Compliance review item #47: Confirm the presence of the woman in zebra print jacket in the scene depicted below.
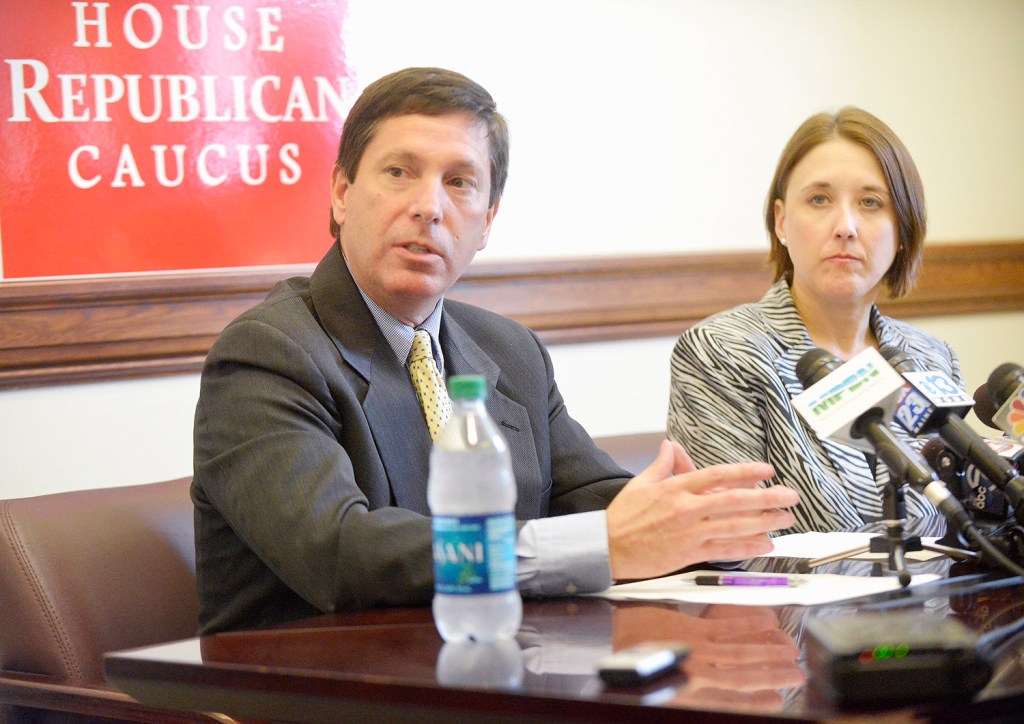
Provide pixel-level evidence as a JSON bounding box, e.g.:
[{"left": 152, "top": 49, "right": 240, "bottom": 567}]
[{"left": 667, "top": 107, "right": 963, "bottom": 534}]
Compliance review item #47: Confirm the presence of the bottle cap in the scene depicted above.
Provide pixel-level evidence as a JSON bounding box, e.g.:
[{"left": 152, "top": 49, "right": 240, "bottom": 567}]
[{"left": 448, "top": 375, "right": 487, "bottom": 400}]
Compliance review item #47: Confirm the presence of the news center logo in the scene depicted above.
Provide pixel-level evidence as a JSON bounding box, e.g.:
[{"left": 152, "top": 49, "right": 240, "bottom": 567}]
[
  {"left": 995, "top": 396, "right": 1024, "bottom": 442},
  {"left": 893, "top": 371, "right": 974, "bottom": 436},
  {"left": 803, "top": 360, "right": 884, "bottom": 418},
  {"left": 963, "top": 462, "right": 1005, "bottom": 517},
  {"left": 946, "top": 437, "right": 1022, "bottom": 520}
]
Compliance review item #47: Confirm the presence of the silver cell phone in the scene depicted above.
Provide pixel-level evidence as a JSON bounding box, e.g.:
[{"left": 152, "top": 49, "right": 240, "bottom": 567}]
[{"left": 597, "top": 641, "right": 690, "bottom": 686}]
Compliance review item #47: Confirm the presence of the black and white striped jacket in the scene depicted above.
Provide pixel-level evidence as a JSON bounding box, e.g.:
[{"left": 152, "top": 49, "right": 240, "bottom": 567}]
[{"left": 667, "top": 280, "right": 963, "bottom": 534}]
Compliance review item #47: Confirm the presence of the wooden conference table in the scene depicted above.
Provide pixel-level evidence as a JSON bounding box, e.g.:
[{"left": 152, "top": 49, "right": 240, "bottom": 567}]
[{"left": 105, "top": 540, "right": 1024, "bottom": 723}]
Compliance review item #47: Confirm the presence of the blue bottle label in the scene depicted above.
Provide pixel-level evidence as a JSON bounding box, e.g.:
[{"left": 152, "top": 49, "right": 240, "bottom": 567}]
[{"left": 432, "top": 513, "right": 516, "bottom": 595}]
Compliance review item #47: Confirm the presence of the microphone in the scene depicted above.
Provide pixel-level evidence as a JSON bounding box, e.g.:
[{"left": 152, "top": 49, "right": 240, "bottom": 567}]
[
  {"left": 987, "top": 363, "right": 1024, "bottom": 444},
  {"left": 972, "top": 383, "right": 1001, "bottom": 430},
  {"left": 795, "top": 346, "right": 941, "bottom": 586},
  {"left": 796, "top": 348, "right": 1024, "bottom": 578},
  {"left": 794, "top": 347, "right": 938, "bottom": 490},
  {"left": 882, "top": 346, "right": 1024, "bottom": 523},
  {"left": 921, "top": 437, "right": 1015, "bottom": 521},
  {"left": 794, "top": 347, "right": 973, "bottom": 539},
  {"left": 921, "top": 436, "right": 964, "bottom": 489}
]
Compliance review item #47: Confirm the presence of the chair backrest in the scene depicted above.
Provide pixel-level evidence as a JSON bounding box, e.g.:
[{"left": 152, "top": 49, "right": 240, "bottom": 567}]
[
  {"left": 0, "top": 477, "right": 198, "bottom": 689},
  {"left": 594, "top": 432, "right": 665, "bottom": 475}
]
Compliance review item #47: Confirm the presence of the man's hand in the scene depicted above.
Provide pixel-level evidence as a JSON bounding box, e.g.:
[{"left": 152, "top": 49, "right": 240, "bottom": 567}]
[{"left": 606, "top": 440, "right": 798, "bottom": 581}]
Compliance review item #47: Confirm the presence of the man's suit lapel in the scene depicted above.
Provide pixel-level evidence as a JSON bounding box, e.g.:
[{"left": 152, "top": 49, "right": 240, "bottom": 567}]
[
  {"left": 363, "top": 354, "right": 434, "bottom": 514},
  {"left": 310, "top": 244, "right": 433, "bottom": 514},
  {"left": 442, "top": 312, "right": 542, "bottom": 518}
]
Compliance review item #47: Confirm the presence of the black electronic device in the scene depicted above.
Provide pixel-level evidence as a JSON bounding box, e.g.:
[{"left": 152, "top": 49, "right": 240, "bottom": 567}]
[
  {"left": 596, "top": 641, "right": 689, "bottom": 687},
  {"left": 806, "top": 611, "right": 992, "bottom": 708}
]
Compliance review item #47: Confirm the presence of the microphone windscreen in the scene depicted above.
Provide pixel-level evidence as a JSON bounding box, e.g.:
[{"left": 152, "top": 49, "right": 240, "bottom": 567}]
[
  {"left": 879, "top": 344, "right": 920, "bottom": 373},
  {"left": 987, "top": 363, "right": 1024, "bottom": 407},
  {"left": 796, "top": 348, "right": 840, "bottom": 389},
  {"left": 921, "top": 436, "right": 961, "bottom": 488},
  {"left": 972, "top": 384, "right": 1000, "bottom": 429}
]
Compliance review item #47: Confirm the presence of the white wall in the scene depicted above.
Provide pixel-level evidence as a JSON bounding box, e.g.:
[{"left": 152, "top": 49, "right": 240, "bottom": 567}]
[{"left": 2, "top": 0, "right": 1023, "bottom": 497}]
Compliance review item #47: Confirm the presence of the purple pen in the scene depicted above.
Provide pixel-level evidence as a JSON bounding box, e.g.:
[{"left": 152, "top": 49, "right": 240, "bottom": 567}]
[{"left": 693, "top": 575, "right": 799, "bottom": 587}]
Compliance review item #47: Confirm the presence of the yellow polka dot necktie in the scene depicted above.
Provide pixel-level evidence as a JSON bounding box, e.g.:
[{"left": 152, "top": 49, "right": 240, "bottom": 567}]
[{"left": 407, "top": 330, "right": 453, "bottom": 440}]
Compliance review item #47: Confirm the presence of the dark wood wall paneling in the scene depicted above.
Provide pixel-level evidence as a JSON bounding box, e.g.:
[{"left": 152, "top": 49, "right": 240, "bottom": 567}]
[{"left": 0, "top": 241, "right": 1021, "bottom": 389}]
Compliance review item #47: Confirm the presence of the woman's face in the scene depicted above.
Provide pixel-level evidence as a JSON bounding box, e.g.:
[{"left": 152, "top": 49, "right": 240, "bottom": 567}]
[{"left": 774, "top": 138, "right": 897, "bottom": 309}]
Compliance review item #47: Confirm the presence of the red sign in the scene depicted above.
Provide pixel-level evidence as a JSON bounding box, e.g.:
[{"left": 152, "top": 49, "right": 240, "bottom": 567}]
[{"left": 0, "top": 1, "right": 354, "bottom": 279}]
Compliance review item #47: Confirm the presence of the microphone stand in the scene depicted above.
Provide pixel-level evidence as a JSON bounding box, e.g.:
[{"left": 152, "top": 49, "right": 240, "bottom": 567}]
[
  {"left": 878, "top": 477, "right": 913, "bottom": 587},
  {"left": 803, "top": 411, "right": 979, "bottom": 584},
  {"left": 800, "top": 479, "right": 917, "bottom": 585},
  {"left": 856, "top": 411, "right": 943, "bottom": 586},
  {"left": 803, "top": 469, "right": 982, "bottom": 576}
]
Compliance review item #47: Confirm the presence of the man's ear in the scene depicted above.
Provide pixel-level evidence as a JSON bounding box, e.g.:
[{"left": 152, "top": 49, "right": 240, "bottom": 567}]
[
  {"left": 331, "top": 165, "right": 350, "bottom": 227},
  {"left": 477, "top": 198, "right": 501, "bottom": 252}
]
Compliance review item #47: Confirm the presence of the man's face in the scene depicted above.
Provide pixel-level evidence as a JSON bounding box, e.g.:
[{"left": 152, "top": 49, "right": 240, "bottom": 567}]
[{"left": 331, "top": 112, "right": 499, "bottom": 326}]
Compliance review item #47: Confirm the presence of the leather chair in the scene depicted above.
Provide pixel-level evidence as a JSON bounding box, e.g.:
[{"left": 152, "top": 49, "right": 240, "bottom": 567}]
[
  {"left": 596, "top": 431, "right": 666, "bottom": 475},
  {"left": 0, "top": 477, "right": 223, "bottom": 723}
]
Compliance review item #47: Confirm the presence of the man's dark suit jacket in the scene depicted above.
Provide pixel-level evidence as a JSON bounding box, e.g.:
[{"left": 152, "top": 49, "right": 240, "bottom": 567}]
[{"left": 192, "top": 243, "right": 630, "bottom": 634}]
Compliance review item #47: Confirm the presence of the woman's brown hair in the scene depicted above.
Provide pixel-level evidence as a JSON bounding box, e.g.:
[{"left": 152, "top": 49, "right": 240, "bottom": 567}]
[{"left": 765, "top": 107, "right": 926, "bottom": 298}]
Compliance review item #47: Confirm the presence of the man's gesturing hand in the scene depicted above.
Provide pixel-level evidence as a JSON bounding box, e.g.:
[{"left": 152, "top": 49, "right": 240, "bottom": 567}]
[{"left": 606, "top": 440, "right": 799, "bottom": 581}]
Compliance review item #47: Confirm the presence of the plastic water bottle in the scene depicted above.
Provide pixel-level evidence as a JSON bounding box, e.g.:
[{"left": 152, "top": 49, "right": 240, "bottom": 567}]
[{"left": 428, "top": 374, "right": 522, "bottom": 642}]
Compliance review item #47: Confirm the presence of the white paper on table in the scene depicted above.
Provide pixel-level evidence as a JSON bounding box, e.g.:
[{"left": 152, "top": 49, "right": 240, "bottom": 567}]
[
  {"left": 595, "top": 570, "right": 941, "bottom": 606},
  {"left": 762, "top": 531, "right": 944, "bottom": 562}
]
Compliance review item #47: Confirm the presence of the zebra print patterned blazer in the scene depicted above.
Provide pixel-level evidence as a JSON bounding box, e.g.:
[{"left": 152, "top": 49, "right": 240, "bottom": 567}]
[{"left": 667, "top": 280, "right": 963, "bottom": 534}]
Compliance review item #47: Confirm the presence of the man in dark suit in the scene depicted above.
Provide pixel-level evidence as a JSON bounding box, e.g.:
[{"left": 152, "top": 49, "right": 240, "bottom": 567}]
[{"left": 192, "top": 67, "right": 798, "bottom": 634}]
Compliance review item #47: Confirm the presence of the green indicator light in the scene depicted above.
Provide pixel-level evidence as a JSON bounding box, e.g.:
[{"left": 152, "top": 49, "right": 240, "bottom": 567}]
[
  {"left": 895, "top": 644, "right": 910, "bottom": 658},
  {"left": 873, "top": 645, "right": 895, "bottom": 659}
]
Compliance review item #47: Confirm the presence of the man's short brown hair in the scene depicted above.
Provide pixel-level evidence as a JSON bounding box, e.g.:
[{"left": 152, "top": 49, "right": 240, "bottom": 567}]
[{"left": 329, "top": 67, "right": 509, "bottom": 240}]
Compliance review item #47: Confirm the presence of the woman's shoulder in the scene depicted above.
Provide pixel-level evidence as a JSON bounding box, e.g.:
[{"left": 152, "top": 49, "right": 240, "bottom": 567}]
[
  {"left": 680, "top": 283, "right": 791, "bottom": 346},
  {"left": 674, "top": 310, "right": 789, "bottom": 379},
  {"left": 684, "top": 304, "right": 765, "bottom": 342}
]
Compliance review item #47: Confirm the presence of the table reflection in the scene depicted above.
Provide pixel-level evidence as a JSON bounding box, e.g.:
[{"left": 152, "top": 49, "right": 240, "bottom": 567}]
[
  {"left": 436, "top": 639, "right": 524, "bottom": 689},
  {"left": 612, "top": 602, "right": 804, "bottom": 713},
  {"left": 197, "top": 595, "right": 805, "bottom": 712},
  {"left": 162, "top": 524, "right": 1024, "bottom": 722}
]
